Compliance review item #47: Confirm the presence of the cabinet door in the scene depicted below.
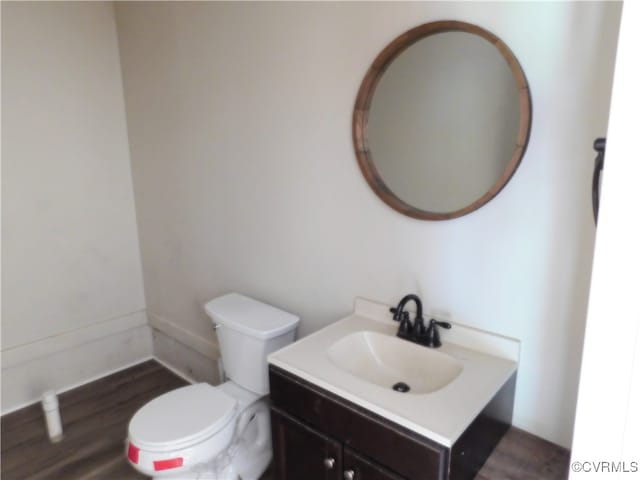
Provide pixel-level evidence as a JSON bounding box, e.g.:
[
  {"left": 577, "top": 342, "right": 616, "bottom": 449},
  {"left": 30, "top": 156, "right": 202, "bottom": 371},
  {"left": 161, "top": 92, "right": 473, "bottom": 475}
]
[
  {"left": 271, "top": 408, "right": 342, "bottom": 480},
  {"left": 343, "top": 447, "right": 406, "bottom": 480}
]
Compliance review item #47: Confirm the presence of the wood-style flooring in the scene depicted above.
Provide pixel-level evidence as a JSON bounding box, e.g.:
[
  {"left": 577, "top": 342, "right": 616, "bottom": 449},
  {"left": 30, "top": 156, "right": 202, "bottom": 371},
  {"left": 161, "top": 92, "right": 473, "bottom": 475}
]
[
  {"left": 1, "top": 360, "right": 569, "bottom": 479},
  {"left": 477, "top": 428, "right": 570, "bottom": 479},
  {"left": 1, "top": 361, "right": 187, "bottom": 479}
]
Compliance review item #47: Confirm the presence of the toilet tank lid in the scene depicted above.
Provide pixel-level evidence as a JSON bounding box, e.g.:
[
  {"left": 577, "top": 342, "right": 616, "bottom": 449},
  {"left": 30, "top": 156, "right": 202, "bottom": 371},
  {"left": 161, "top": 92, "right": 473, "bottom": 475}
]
[{"left": 204, "top": 293, "right": 299, "bottom": 339}]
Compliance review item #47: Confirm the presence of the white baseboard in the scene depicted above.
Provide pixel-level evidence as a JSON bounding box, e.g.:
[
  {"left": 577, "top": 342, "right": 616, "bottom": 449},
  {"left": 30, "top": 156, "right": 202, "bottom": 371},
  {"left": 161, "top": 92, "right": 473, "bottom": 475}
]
[
  {"left": 1, "top": 310, "right": 223, "bottom": 415},
  {"left": 151, "top": 327, "right": 221, "bottom": 385},
  {"left": 147, "top": 311, "right": 221, "bottom": 384},
  {"left": 1, "top": 312, "right": 153, "bottom": 414},
  {"left": 1, "top": 310, "right": 148, "bottom": 368},
  {"left": 153, "top": 356, "right": 197, "bottom": 385},
  {"left": 147, "top": 311, "right": 219, "bottom": 360}
]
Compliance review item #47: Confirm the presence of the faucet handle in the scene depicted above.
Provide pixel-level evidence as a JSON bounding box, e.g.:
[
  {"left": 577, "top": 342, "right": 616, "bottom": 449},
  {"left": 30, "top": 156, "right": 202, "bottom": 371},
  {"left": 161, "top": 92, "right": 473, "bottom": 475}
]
[
  {"left": 432, "top": 319, "right": 451, "bottom": 329},
  {"left": 423, "top": 318, "right": 451, "bottom": 348}
]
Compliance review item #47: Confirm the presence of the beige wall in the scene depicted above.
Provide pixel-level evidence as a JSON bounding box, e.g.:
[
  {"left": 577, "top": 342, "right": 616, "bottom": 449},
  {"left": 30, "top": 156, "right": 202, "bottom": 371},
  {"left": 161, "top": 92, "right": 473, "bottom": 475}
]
[
  {"left": 114, "top": 1, "right": 620, "bottom": 448},
  {"left": 1, "top": 2, "right": 148, "bottom": 410}
]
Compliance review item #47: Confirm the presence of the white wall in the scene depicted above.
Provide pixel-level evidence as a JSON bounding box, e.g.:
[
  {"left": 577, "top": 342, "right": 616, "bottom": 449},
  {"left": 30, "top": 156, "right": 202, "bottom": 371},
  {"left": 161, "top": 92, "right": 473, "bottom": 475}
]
[
  {"left": 1, "top": 2, "right": 149, "bottom": 412},
  {"left": 115, "top": 1, "right": 620, "bottom": 448},
  {"left": 570, "top": 0, "right": 640, "bottom": 474}
]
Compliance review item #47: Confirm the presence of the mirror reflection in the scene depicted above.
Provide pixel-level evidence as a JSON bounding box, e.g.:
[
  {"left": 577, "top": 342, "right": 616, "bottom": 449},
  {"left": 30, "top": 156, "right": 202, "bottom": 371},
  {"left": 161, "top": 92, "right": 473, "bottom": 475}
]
[{"left": 353, "top": 21, "right": 531, "bottom": 220}]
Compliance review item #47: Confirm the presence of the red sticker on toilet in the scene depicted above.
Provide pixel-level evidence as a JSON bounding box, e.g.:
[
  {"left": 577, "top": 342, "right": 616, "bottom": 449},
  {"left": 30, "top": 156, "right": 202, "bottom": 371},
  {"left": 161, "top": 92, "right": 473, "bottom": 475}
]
[
  {"left": 127, "top": 443, "right": 139, "bottom": 464},
  {"left": 153, "top": 457, "right": 184, "bottom": 471}
]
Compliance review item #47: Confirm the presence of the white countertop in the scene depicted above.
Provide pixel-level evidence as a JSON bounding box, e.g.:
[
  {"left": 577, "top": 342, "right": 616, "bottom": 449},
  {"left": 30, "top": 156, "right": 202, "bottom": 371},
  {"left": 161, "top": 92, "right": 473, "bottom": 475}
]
[{"left": 268, "top": 298, "right": 519, "bottom": 447}]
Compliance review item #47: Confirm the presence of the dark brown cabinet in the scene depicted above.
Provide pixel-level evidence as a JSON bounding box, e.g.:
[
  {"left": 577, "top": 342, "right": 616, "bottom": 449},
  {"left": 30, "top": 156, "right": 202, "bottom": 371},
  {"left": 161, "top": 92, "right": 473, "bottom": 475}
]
[
  {"left": 269, "top": 365, "right": 516, "bottom": 480},
  {"left": 271, "top": 408, "right": 342, "bottom": 480},
  {"left": 272, "top": 408, "right": 404, "bottom": 480}
]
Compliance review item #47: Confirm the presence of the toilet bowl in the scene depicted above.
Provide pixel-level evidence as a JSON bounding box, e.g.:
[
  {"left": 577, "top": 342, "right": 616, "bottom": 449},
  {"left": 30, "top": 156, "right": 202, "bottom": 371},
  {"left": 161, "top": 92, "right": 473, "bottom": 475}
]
[
  {"left": 127, "top": 382, "right": 270, "bottom": 479},
  {"left": 126, "top": 293, "right": 299, "bottom": 479}
]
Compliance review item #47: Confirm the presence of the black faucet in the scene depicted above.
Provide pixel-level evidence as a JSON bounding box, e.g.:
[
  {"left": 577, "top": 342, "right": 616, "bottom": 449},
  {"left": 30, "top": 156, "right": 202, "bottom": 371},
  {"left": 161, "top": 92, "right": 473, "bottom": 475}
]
[
  {"left": 390, "top": 294, "right": 451, "bottom": 348},
  {"left": 390, "top": 294, "right": 423, "bottom": 340}
]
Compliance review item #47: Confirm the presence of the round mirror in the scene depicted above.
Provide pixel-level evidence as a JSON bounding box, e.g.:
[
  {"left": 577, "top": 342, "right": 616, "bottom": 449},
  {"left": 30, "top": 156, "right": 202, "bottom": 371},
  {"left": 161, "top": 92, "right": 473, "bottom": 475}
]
[{"left": 353, "top": 21, "right": 531, "bottom": 220}]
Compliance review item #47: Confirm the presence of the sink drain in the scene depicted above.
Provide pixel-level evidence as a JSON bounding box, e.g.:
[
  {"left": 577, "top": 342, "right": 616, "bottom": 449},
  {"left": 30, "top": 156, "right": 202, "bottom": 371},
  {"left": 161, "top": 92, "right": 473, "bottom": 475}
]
[{"left": 392, "top": 382, "right": 410, "bottom": 393}]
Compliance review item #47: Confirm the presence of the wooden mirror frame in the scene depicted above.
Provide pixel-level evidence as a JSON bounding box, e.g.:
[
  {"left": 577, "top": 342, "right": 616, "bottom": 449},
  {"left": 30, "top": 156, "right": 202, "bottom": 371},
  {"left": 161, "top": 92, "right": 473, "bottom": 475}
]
[{"left": 353, "top": 21, "right": 532, "bottom": 220}]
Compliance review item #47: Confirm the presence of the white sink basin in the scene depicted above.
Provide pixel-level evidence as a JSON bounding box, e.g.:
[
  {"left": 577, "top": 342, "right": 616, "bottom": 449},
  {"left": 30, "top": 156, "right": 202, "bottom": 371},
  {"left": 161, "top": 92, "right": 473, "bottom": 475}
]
[
  {"left": 269, "top": 298, "right": 519, "bottom": 446},
  {"left": 327, "top": 331, "right": 463, "bottom": 394}
]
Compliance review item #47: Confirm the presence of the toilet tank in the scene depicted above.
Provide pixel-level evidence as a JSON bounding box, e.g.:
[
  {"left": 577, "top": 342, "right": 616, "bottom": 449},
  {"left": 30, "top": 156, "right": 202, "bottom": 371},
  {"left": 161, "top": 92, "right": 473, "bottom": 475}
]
[{"left": 204, "top": 293, "right": 299, "bottom": 395}]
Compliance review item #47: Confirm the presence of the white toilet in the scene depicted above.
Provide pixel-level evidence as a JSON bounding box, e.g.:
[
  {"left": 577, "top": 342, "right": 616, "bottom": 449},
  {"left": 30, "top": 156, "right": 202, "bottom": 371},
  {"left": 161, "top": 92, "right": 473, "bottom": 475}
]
[{"left": 126, "top": 293, "right": 299, "bottom": 479}]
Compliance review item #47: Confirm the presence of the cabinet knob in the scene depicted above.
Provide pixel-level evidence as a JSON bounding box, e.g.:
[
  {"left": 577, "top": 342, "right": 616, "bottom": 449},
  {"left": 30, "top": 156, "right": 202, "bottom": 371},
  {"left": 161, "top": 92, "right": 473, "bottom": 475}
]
[
  {"left": 343, "top": 469, "right": 355, "bottom": 480},
  {"left": 323, "top": 457, "right": 335, "bottom": 469}
]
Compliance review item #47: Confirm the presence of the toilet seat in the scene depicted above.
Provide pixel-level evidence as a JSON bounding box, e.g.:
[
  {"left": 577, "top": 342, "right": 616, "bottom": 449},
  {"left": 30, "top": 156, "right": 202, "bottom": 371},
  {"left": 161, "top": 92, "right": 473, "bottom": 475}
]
[{"left": 129, "top": 383, "right": 237, "bottom": 452}]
